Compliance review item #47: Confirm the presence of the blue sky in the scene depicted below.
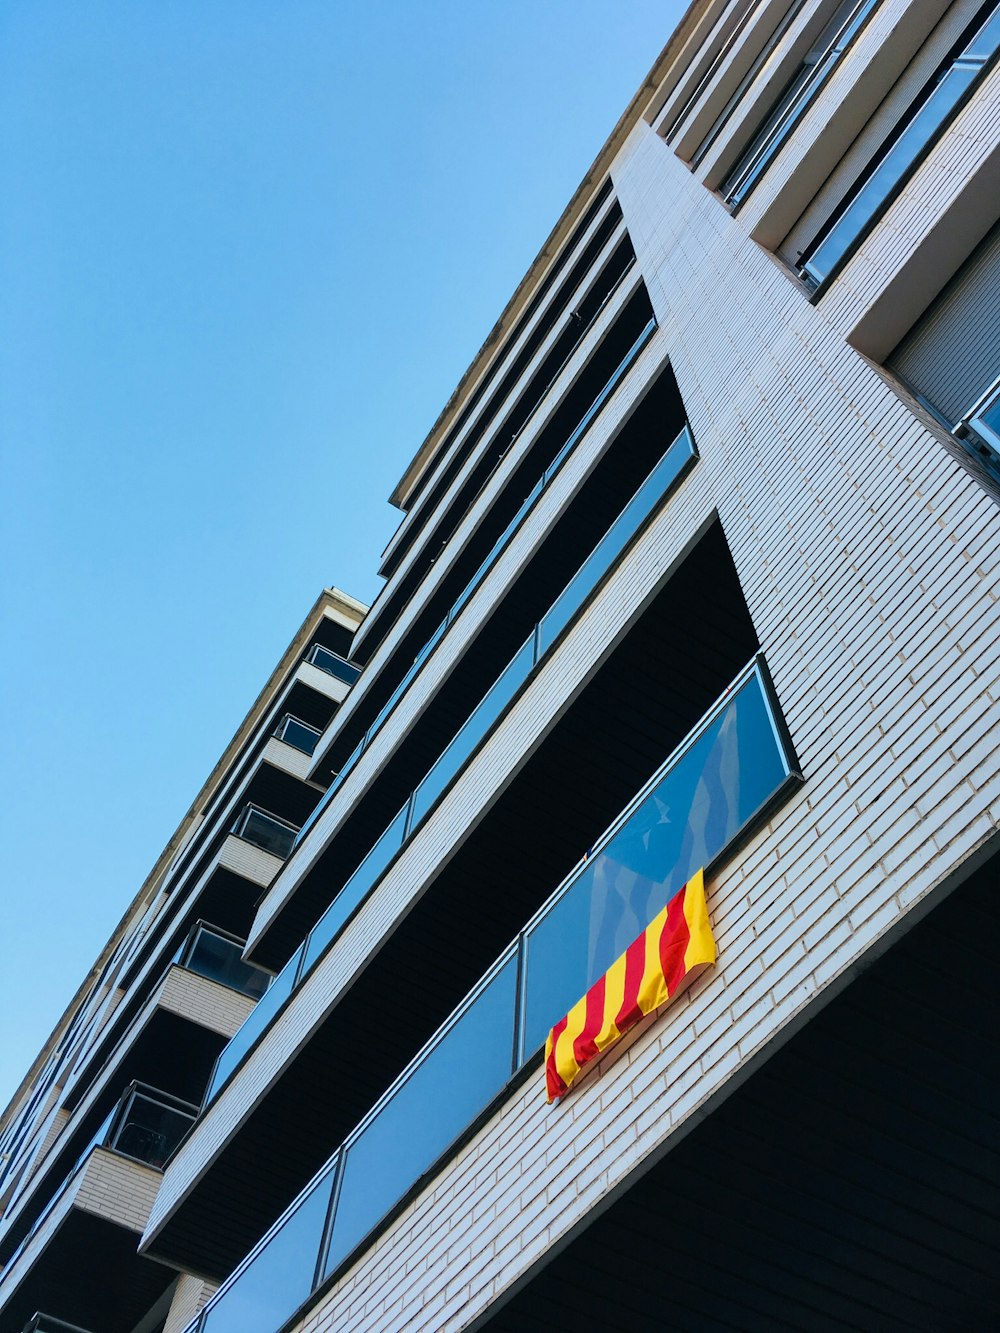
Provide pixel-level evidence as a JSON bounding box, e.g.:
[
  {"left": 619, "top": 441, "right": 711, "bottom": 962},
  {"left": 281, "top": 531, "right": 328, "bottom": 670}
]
[{"left": 0, "top": 1, "right": 685, "bottom": 1112}]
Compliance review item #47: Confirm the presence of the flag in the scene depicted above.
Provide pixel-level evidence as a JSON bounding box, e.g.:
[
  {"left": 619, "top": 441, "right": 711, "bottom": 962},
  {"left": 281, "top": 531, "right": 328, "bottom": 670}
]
[{"left": 545, "top": 868, "right": 715, "bottom": 1102}]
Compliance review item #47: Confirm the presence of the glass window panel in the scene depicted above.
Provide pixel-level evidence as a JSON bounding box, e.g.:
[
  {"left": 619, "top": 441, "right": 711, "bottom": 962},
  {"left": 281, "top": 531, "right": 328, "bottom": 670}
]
[
  {"left": 201, "top": 1160, "right": 337, "bottom": 1333},
  {"left": 803, "top": 63, "right": 980, "bottom": 285},
  {"left": 186, "top": 927, "right": 271, "bottom": 1000},
  {"left": 307, "top": 645, "right": 361, "bottom": 685},
  {"left": 408, "top": 637, "right": 536, "bottom": 833},
  {"left": 521, "top": 668, "right": 790, "bottom": 1056},
  {"left": 965, "top": 3, "right": 1000, "bottom": 60},
  {"left": 75, "top": 1105, "right": 117, "bottom": 1169},
  {"left": 539, "top": 426, "right": 695, "bottom": 657},
  {"left": 111, "top": 1092, "right": 195, "bottom": 1168},
  {"left": 974, "top": 392, "right": 1000, "bottom": 445},
  {"left": 724, "top": 0, "right": 878, "bottom": 207},
  {"left": 237, "top": 807, "right": 298, "bottom": 858},
  {"left": 277, "top": 716, "right": 321, "bottom": 755},
  {"left": 205, "top": 944, "right": 304, "bottom": 1103},
  {"left": 301, "top": 804, "right": 410, "bottom": 976},
  {"left": 322, "top": 954, "right": 518, "bottom": 1282}
]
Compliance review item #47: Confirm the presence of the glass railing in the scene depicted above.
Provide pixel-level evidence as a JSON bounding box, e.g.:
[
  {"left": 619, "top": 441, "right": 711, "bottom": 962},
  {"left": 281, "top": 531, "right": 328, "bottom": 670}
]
[
  {"left": 204, "top": 943, "right": 304, "bottom": 1103},
  {"left": 177, "top": 923, "right": 272, "bottom": 1001},
  {"left": 191, "top": 658, "right": 799, "bottom": 1333},
  {"left": 305, "top": 644, "right": 361, "bottom": 686},
  {"left": 103, "top": 1083, "right": 197, "bottom": 1169},
  {"left": 204, "top": 422, "right": 696, "bottom": 1108},
  {"left": 232, "top": 805, "right": 298, "bottom": 859},
  {"left": 800, "top": 2, "right": 1000, "bottom": 288},
  {"left": 76, "top": 1082, "right": 197, "bottom": 1175},
  {"left": 722, "top": 0, "right": 880, "bottom": 209},
  {"left": 23, "top": 1317, "right": 98, "bottom": 1333},
  {"left": 296, "top": 314, "right": 659, "bottom": 842},
  {"left": 274, "top": 714, "right": 322, "bottom": 756}
]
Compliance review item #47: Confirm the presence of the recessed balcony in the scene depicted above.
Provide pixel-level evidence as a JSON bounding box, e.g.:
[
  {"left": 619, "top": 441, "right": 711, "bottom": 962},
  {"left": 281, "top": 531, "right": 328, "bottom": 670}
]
[
  {"left": 184, "top": 660, "right": 799, "bottom": 1333},
  {"left": 140, "top": 517, "right": 766, "bottom": 1282}
]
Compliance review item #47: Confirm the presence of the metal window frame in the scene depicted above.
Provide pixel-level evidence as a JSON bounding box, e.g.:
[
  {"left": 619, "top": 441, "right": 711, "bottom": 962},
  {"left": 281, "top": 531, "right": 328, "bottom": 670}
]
[
  {"left": 722, "top": 0, "right": 880, "bottom": 210},
  {"left": 274, "top": 713, "right": 323, "bottom": 753},
  {"left": 798, "top": 0, "right": 1000, "bottom": 296}
]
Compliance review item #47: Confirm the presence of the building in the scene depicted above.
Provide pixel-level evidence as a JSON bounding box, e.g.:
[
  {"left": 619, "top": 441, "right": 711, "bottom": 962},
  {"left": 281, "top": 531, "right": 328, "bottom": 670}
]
[{"left": 2, "top": 0, "right": 999, "bottom": 1329}]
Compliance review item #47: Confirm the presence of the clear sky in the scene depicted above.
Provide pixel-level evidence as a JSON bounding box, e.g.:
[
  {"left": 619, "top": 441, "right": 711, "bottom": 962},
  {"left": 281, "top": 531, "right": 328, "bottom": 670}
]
[{"left": 0, "top": 1, "right": 686, "bottom": 1113}]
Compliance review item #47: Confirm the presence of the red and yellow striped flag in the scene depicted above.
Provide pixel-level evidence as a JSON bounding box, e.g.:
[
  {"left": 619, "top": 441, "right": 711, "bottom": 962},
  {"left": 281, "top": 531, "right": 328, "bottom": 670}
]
[{"left": 545, "top": 868, "right": 715, "bottom": 1102}]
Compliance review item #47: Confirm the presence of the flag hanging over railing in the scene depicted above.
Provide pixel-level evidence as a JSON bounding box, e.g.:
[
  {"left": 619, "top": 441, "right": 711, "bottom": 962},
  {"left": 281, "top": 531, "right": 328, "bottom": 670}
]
[{"left": 545, "top": 868, "right": 715, "bottom": 1102}]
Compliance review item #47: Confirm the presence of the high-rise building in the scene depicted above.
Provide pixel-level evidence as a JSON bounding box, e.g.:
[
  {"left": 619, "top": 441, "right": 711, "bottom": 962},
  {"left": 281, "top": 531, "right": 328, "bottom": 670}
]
[{"left": 2, "top": 1, "right": 999, "bottom": 1329}]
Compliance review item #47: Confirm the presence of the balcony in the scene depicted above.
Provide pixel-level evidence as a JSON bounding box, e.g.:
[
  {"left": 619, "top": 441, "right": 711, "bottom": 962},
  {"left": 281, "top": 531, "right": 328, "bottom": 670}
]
[
  {"left": 304, "top": 308, "right": 659, "bottom": 827},
  {"left": 174, "top": 923, "right": 271, "bottom": 1002},
  {"left": 142, "top": 517, "right": 765, "bottom": 1280},
  {"left": 231, "top": 806, "right": 298, "bottom": 860},
  {"left": 186, "top": 659, "right": 799, "bottom": 1333},
  {"left": 0, "top": 1087, "right": 196, "bottom": 1333},
  {"left": 79, "top": 1083, "right": 197, "bottom": 1173},
  {"left": 0, "top": 958, "right": 254, "bottom": 1275},
  {"left": 205, "top": 423, "right": 697, "bottom": 1107}
]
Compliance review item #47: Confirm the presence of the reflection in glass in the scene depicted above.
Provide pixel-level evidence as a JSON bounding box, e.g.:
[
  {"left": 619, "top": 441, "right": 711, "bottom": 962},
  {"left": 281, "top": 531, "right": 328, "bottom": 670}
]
[
  {"left": 184, "top": 925, "right": 271, "bottom": 1000},
  {"left": 521, "top": 669, "right": 789, "bottom": 1056},
  {"left": 110, "top": 1089, "right": 196, "bottom": 1168},
  {"left": 408, "top": 637, "right": 536, "bottom": 832},
  {"left": 322, "top": 953, "right": 518, "bottom": 1281},
  {"left": 802, "top": 4, "right": 1000, "bottom": 286},
  {"left": 306, "top": 644, "right": 362, "bottom": 685},
  {"left": 200, "top": 1160, "right": 338, "bottom": 1333},
  {"left": 275, "top": 715, "right": 322, "bottom": 755},
  {"left": 233, "top": 806, "right": 298, "bottom": 859},
  {"left": 724, "top": 0, "right": 878, "bottom": 208},
  {"left": 802, "top": 67, "right": 977, "bottom": 285},
  {"left": 301, "top": 804, "right": 410, "bottom": 977},
  {"left": 205, "top": 944, "right": 304, "bottom": 1103},
  {"left": 539, "top": 425, "right": 695, "bottom": 654}
]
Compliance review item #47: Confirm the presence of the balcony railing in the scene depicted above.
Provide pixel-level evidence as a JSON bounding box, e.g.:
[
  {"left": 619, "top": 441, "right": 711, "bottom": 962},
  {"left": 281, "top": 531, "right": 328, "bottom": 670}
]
[
  {"left": 175, "top": 922, "right": 272, "bottom": 1001},
  {"left": 274, "top": 714, "right": 322, "bottom": 756},
  {"left": 304, "top": 644, "right": 361, "bottom": 687},
  {"left": 80, "top": 1082, "right": 197, "bottom": 1172},
  {"left": 0, "top": 1085, "right": 199, "bottom": 1288},
  {"left": 204, "top": 420, "right": 696, "bottom": 1107},
  {"left": 231, "top": 805, "right": 298, "bottom": 859},
  {"left": 296, "top": 312, "right": 659, "bottom": 845},
  {"left": 22, "top": 1317, "right": 97, "bottom": 1333},
  {"left": 188, "top": 658, "right": 800, "bottom": 1333}
]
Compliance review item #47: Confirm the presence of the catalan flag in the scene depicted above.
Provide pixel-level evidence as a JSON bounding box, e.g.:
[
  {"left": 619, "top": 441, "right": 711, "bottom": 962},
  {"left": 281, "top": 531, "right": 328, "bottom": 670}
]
[{"left": 545, "top": 868, "right": 715, "bottom": 1102}]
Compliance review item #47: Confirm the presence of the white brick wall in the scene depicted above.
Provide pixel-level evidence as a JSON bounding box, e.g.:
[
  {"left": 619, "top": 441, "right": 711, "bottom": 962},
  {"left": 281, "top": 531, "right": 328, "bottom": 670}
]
[
  {"left": 165, "top": 1272, "right": 218, "bottom": 1333},
  {"left": 76, "top": 1147, "right": 161, "bottom": 1231}
]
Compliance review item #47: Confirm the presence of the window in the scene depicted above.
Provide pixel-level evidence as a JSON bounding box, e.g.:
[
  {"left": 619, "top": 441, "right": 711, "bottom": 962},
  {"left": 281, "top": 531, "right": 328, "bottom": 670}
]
[
  {"left": 686, "top": 0, "right": 810, "bottom": 169},
  {"left": 887, "top": 218, "right": 1000, "bottom": 478},
  {"left": 960, "top": 376, "right": 1000, "bottom": 458},
  {"left": 800, "top": 1, "right": 1000, "bottom": 289},
  {"left": 721, "top": 0, "right": 880, "bottom": 208}
]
